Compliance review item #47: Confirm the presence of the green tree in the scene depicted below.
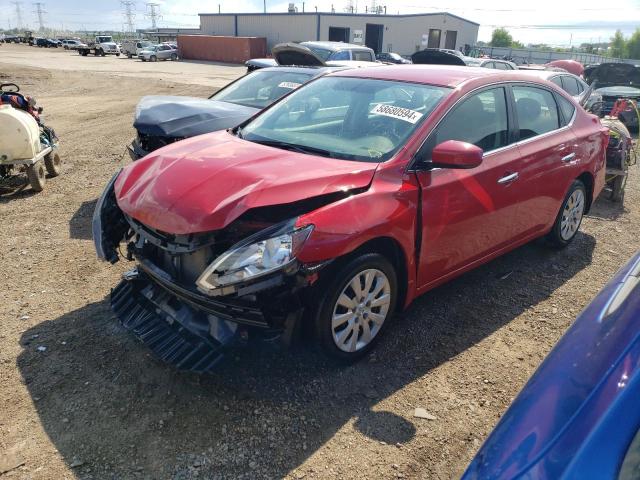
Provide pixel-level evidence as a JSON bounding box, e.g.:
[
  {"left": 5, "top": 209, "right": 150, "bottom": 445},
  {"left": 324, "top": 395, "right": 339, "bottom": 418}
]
[
  {"left": 627, "top": 29, "right": 640, "bottom": 60},
  {"left": 490, "top": 28, "right": 513, "bottom": 47},
  {"left": 610, "top": 29, "right": 627, "bottom": 58}
]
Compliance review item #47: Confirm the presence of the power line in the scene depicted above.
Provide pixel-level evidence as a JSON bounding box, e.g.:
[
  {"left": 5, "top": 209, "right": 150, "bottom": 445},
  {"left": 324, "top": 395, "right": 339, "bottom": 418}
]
[
  {"left": 11, "top": 1, "right": 24, "bottom": 29},
  {"left": 33, "top": 2, "right": 46, "bottom": 31},
  {"left": 121, "top": 0, "right": 136, "bottom": 33},
  {"left": 145, "top": 2, "right": 161, "bottom": 29}
]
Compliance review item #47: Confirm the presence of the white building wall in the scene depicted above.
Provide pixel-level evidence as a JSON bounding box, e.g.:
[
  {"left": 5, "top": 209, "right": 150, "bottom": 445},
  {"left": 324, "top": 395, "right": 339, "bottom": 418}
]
[
  {"left": 238, "top": 15, "right": 318, "bottom": 49},
  {"left": 200, "top": 15, "right": 235, "bottom": 36},
  {"left": 199, "top": 13, "right": 479, "bottom": 56}
]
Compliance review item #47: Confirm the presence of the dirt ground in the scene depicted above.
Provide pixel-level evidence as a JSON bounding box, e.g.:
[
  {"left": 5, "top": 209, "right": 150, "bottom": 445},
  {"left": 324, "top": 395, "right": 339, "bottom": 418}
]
[{"left": 0, "top": 44, "right": 639, "bottom": 480}]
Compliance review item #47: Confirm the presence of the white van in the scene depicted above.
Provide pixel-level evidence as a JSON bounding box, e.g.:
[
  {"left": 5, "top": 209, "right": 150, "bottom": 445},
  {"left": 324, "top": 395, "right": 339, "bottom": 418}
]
[{"left": 121, "top": 39, "right": 154, "bottom": 58}]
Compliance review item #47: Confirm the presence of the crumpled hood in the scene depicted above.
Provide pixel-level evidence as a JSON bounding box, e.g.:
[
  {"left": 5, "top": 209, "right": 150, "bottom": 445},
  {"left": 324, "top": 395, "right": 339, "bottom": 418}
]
[
  {"left": 133, "top": 96, "right": 259, "bottom": 138},
  {"left": 596, "top": 85, "right": 640, "bottom": 98},
  {"left": 115, "top": 130, "right": 378, "bottom": 234}
]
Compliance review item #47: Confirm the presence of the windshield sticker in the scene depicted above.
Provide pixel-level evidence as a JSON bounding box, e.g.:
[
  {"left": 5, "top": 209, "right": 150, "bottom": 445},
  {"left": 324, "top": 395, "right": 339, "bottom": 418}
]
[
  {"left": 370, "top": 103, "right": 423, "bottom": 124},
  {"left": 278, "top": 82, "right": 302, "bottom": 89}
]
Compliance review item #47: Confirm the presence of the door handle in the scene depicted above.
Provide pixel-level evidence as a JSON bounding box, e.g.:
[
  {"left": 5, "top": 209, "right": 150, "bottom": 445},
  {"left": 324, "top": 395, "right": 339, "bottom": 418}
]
[
  {"left": 498, "top": 172, "right": 519, "bottom": 184},
  {"left": 561, "top": 152, "right": 576, "bottom": 162}
]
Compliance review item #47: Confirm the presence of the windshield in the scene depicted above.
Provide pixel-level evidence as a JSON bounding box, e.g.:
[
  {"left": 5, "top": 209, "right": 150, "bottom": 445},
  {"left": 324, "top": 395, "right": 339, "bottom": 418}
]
[
  {"left": 211, "top": 70, "right": 314, "bottom": 109},
  {"left": 241, "top": 77, "right": 450, "bottom": 163},
  {"left": 306, "top": 46, "right": 332, "bottom": 61},
  {"left": 97, "top": 36, "right": 112, "bottom": 43}
]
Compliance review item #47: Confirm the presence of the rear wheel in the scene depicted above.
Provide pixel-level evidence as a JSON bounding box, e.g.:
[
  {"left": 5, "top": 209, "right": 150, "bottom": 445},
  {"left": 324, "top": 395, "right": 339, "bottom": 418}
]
[
  {"left": 127, "top": 53, "right": 132, "bottom": 59},
  {"left": 26, "top": 163, "right": 46, "bottom": 192},
  {"left": 170, "top": 53, "right": 177, "bottom": 61},
  {"left": 545, "top": 180, "right": 586, "bottom": 248},
  {"left": 610, "top": 175, "right": 626, "bottom": 203},
  {"left": 44, "top": 151, "right": 62, "bottom": 177},
  {"left": 314, "top": 253, "right": 397, "bottom": 362}
]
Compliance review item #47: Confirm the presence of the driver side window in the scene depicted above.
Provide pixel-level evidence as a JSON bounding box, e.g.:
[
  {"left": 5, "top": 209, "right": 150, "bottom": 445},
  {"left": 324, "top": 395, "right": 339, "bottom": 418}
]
[{"left": 423, "top": 87, "right": 509, "bottom": 160}]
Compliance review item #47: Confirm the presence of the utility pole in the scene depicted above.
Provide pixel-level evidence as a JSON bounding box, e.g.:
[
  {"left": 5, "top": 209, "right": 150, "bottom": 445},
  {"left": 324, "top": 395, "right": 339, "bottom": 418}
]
[
  {"left": 121, "top": 1, "right": 136, "bottom": 35},
  {"left": 145, "top": 2, "right": 161, "bottom": 29},
  {"left": 343, "top": 0, "right": 353, "bottom": 13},
  {"left": 33, "top": 2, "right": 46, "bottom": 31},
  {"left": 11, "top": 1, "right": 24, "bottom": 30}
]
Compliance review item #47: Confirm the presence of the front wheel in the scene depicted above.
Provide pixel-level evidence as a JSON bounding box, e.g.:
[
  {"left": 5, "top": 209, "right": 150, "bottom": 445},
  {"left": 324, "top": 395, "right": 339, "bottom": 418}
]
[
  {"left": 314, "top": 253, "right": 397, "bottom": 362},
  {"left": 545, "top": 180, "right": 586, "bottom": 248},
  {"left": 44, "top": 151, "right": 62, "bottom": 177},
  {"left": 26, "top": 162, "right": 46, "bottom": 192},
  {"left": 150, "top": 55, "right": 157, "bottom": 62}
]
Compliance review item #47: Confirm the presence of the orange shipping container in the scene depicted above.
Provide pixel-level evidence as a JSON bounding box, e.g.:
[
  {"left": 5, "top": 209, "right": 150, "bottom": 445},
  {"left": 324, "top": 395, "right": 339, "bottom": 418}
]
[{"left": 177, "top": 35, "right": 267, "bottom": 64}]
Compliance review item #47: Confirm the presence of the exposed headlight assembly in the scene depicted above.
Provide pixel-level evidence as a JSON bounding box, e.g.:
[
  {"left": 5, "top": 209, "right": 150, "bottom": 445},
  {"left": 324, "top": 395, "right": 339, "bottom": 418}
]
[{"left": 196, "top": 221, "right": 313, "bottom": 295}]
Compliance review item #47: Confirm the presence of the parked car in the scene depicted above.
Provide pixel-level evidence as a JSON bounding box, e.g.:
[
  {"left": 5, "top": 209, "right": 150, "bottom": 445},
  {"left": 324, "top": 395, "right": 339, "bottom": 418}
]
[
  {"left": 62, "top": 39, "right": 87, "bottom": 50},
  {"left": 376, "top": 52, "right": 411, "bottom": 64},
  {"left": 35, "top": 38, "right": 58, "bottom": 48},
  {"left": 246, "top": 41, "right": 377, "bottom": 71},
  {"left": 464, "top": 58, "right": 517, "bottom": 70},
  {"left": 138, "top": 44, "right": 178, "bottom": 62},
  {"left": 93, "top": 65, "right": 608, "bottom": 372},
  {"left": 585, "top": 63, "right": 640, "bottom": 129},
  {"left": 463, "top": 250, "right": 640, "bottom": 480},
  {"left": 512, "top": 70, "right": 596, "bottom": 106},
  {"left": 129, "top": 65, "right": 346, "bottom": 159},
  {"left": 121, "top": 39, "right": 154, "bottom": 58}
]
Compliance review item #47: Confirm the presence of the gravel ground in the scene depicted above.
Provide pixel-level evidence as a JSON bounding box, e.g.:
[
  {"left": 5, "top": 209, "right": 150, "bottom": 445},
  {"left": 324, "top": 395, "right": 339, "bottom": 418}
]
[{"left": 0, "top": 49, "right": 639, "bottom": 480}]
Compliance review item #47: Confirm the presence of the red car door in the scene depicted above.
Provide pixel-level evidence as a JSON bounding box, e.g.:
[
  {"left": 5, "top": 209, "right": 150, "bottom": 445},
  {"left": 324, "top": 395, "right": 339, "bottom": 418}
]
[
  {"left": 511, "top": 85, "right": 579, "bottom": 234},
  {"left": 413, "top": 86, "right": 529, "bottom": 290}
]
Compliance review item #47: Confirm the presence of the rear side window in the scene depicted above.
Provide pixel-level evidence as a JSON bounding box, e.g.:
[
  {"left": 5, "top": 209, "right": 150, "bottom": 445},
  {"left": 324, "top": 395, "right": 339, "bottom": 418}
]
[
  {"left": 494, "top": 62, "right": 508, "bottom": 70},
  {"left": 353, "top": 50, "right": 373, "bottom": 61},
  {"left": 556, "top": 94, "right": 576, "bottom": 126},
  {"left": 513, "top": 86, "right": 560, "bottom": 140},
  {"left": 550, "top": 76, "right": 563, "bottom": 88},
  {"left": 560, "top": 76, "right": 580, "bottom": 96},
  {"left": 430, "top": 87, "right": 509, "bottom": 153}
]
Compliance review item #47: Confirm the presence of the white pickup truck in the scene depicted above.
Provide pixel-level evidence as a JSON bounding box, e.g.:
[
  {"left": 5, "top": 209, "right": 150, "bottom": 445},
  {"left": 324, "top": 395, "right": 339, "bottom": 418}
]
[{"left": 77, "top": 36, "right": 121, "bottom": 57}]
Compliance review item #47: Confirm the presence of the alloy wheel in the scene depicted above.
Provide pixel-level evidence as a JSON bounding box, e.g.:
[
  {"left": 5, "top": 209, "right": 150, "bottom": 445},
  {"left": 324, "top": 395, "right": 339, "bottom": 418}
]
[
  {"left": 331, "top": 269, "right": 391, "bottom": 353},
  {"left": 560, "top": 188, "right": 585, "bottom": 240}
]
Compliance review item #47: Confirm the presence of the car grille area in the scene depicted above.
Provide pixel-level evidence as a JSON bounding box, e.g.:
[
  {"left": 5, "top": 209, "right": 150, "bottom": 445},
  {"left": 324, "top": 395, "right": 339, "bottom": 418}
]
[
  {"left": 111, "top": 277, "right": 234, "bottom": 373},
  {"left": 136, "top": 131, "right": 182, "bottom": 154}
]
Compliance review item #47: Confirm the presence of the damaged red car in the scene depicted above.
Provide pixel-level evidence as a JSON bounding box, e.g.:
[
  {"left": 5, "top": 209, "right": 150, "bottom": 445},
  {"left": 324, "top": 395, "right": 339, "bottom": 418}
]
[{"left": 93, "top": 65, "right": 608, "bottom": 372}]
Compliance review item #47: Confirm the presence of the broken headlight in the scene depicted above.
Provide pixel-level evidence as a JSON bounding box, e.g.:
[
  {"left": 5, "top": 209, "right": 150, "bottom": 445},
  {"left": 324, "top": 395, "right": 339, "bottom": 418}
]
[{"left": 196, "top": 221, "right": 313, "bottom": 294}]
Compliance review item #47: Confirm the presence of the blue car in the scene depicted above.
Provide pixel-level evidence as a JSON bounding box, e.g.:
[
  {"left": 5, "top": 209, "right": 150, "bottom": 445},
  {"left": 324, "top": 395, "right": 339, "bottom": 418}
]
[{"left": 463, "top": 251, "right": 640, "bottom": 479}]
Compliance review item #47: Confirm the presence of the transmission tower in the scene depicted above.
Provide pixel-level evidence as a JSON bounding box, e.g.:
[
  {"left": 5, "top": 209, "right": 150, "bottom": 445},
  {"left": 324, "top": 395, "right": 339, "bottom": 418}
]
[
  {"left": 121, "top": 1, "right": 136, "bottom": 34},
  {"left": 33, "top": 2, "right": 46, "bottom": 31},
  {"left": 11, "top": 1, "right": 24, "bottom": 29},
  {"left": 343, "top": 0, "right": 354, "bottom": 13},
  {"left": 145, "top": 3, "right": 161, "bottom": 29}
]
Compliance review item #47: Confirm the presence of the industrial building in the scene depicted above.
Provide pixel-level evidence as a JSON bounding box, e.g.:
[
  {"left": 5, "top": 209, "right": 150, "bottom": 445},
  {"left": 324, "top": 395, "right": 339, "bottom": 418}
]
[{"left": 197, "top": 11, "right": 479, "bottom": 56}]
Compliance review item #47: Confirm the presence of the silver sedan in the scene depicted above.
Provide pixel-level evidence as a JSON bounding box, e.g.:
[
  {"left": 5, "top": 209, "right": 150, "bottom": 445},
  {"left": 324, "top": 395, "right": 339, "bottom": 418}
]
[{"left": 138, "top": 45, "right": 178, "bottom": 62}]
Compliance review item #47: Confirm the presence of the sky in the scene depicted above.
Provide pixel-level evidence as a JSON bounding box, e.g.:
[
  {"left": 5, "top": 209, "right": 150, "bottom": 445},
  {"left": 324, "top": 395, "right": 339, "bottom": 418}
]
[{"left": 1, "top": 0, "right": 639, "bottom": 46}]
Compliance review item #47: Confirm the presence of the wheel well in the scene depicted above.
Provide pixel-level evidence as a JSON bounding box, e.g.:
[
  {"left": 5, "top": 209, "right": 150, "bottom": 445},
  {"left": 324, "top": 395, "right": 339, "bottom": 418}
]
[
  {"left": 348, "top": 237, "right": 409, "bottom": 311},
  {"left": 577, "top": 172, "right": 594, "bottom": 213}
]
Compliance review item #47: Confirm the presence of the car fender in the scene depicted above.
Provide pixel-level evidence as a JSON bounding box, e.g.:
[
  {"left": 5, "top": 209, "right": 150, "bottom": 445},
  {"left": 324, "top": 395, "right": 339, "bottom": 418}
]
[{"left": 296, "top": 166, "right": 420, "bottom": 307}]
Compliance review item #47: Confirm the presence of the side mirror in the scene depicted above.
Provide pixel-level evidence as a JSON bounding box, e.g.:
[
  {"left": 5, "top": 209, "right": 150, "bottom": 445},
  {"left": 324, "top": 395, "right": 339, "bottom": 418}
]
[{"left": 431, "top": 140, "right": 483, "bottom": 169}]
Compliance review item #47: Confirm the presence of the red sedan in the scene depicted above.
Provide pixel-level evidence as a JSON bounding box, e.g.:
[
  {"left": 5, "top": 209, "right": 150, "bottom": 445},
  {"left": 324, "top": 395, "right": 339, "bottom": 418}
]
[{"left": 94, "top": 65, "right": 608, "bottom": 370}]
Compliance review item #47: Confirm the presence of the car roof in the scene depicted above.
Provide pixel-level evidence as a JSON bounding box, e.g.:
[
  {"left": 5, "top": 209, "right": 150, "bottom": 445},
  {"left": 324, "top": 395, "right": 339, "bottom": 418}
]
[
  {"left": 511, "top": 70, "right": 584, "bottom": 83},
  {"left": 328, "top": 64, "right": 539, "bottom": 87},
  {"left": 301, "top": 41, "right": 372, "bottom": 51}
]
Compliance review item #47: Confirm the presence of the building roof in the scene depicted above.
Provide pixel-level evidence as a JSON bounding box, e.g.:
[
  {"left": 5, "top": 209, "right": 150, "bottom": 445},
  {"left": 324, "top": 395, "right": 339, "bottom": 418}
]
[{"left": 198, "top": 11, "right": 480, "bottom": 26}]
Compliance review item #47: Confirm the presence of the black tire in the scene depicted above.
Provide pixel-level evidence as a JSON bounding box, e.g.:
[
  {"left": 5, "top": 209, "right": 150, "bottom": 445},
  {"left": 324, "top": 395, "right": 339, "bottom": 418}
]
[
  {"left": 93, "top": 50, "right": 99, "bottom": 56},
  {"left": 610, "top": 175, "right": 626, "bottom": 203},
  {"left": 26, "top": 163, "right": 46, "bottom": 192},
  {"left": 100, "top": 50, "right": 106, "bottom": 57},
  {"left": 150, "top": 55, "right": 157, "bottom": 62},
  {"left": 545, "top": 180, "right": 587, "bottom": 248},
  {"left": 116, "top": 53, "right": 120, "bottom": 57},
  {"left": 170, "top": 53, "right": 177, "bottom": 61},
  {"left": 127, "top": 53, "right": 132, "bottom": 59},
  {"left": 313, "top": 253, "right": 397, "bottom": 362},
  {"left": 44, "top": 151, "right": 62, "bottom": 177}
]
